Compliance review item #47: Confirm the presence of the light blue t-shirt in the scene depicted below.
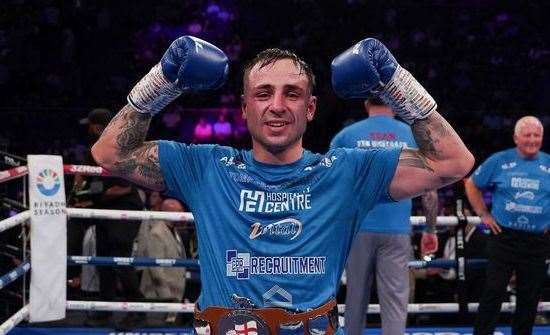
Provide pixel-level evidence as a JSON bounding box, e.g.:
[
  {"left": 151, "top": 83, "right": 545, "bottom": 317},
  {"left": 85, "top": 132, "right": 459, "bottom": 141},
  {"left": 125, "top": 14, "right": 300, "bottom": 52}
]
[
  {"left": 331, "top": 115, "right": 415, "bottom": 234},
  {"left": 472, "top": 148, "right": 550, "bottom": 234},
  {"left": 158, "top": 141, "right": 399, "bottom": 311}
]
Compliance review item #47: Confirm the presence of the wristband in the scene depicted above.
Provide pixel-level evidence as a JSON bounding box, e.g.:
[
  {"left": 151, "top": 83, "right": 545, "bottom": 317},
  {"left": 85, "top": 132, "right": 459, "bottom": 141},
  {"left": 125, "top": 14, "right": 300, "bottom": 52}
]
[
  {"left": 379, "top": 65, "right": 437, "bottom": 124},
  {"left": 127, "top": 64, "right": 182, "bottom": 115}
]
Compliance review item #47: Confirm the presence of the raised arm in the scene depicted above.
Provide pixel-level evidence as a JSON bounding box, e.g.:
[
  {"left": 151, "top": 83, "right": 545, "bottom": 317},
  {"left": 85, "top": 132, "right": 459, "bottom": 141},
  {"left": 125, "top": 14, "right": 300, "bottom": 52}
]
[
  {"left": 91, "top": 36, "right": 228, "bottom": 190},
  {"left": 332, "top": 38, "right": 474, "bottom": 200},
  {"left": 92, "top": 105, "right": 162, "bottom": 190},
  {"left": 391, "top": 111, "right": 473, "bottom": 199}
]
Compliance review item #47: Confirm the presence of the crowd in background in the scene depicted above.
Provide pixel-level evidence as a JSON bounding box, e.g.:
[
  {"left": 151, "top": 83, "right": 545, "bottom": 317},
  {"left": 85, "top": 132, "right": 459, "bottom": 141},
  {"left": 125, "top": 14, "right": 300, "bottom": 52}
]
[
  {"left": 1, "top": 1, "right": 548, "bottom": 159},
  {"left": 0, "top": 0, "right": 549, "bottom": 328}
]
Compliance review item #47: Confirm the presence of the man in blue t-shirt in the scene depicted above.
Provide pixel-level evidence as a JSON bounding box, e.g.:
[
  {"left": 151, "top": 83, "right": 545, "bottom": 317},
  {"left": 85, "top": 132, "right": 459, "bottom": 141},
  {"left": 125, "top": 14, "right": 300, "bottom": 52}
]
[
  {"left": 465, "top": 116, "right": 550, "bottom": 335},
  {"left": 91, "top": 35, "right": 473, "bottom": 334},
  {"left": 331, "top": 98, "right": 439, "bottom": 335}
]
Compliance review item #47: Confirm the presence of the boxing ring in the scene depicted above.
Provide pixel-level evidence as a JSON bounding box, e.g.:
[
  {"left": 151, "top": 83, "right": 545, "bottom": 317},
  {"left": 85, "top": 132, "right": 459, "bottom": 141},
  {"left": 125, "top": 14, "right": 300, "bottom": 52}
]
[{"left": 1, "top": 153, "right": 550, "bottom": 335}]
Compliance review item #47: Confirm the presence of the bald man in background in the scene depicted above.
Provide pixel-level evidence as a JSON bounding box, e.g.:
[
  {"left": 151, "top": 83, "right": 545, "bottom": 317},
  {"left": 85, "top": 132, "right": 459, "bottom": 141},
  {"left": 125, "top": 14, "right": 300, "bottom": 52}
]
[
  {"left": 465, "top": 116, "right": 550, "bottom": 335},
  {"left": 140, "top": 198, "right": 187, "bottom": 324}
]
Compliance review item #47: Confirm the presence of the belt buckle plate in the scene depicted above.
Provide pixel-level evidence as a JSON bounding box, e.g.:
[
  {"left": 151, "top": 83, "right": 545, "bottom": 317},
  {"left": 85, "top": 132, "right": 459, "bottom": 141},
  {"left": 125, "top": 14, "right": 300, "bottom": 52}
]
[{"left": 218, "top": 309, "right": 271, "bottom": 335}]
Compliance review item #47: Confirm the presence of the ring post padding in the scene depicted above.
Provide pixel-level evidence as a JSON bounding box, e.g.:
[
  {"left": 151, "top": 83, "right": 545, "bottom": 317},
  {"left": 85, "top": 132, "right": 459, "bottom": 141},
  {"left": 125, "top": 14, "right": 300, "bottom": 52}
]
[{"left": 28, "top": 155, "right": 67, "bottom": 322}]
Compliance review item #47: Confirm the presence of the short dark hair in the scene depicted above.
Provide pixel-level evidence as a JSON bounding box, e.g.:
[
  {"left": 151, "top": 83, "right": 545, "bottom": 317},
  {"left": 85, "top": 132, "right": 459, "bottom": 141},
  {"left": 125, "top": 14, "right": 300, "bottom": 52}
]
[{"left": 243, "top": 48, "right": 316, "bottom": 94}]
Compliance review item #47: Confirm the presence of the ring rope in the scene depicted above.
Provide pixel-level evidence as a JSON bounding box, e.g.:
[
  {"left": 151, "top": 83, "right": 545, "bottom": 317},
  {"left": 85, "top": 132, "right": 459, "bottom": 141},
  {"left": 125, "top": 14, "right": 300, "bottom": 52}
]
[
  {"left": 66, "top": 207, "right": 194, "bottom": 222},
  {"left": 67, "top": 300, "right": 194, "bottom": 313},
  {"left": 0, "top": 197, "right": 27, "bottom": 211},
  {"left": 0, "top": 150, "right": 26, "bottom": 167},
  {"left": 66, "top": 207, "right": 480, "bottom": 226},
  {"left": 64, "top": 301, "right": 550, "bottom": 314},
  {"left": 352, "top": 302, "right": 550, "bottom": 314},
  {"left": 0, "top": 211, "right": 30, "bottom": 233},
  {"left": 67, "top": 256, "right": 490, "bottom": 271},
  {"left": 408, "top": 258, "right": 487, "bottom": 269},
  {"left": 68, "top": 256, "right": 199, "bottom": 268},
  {"left": 0, "top": 166, "right": 28, "bottom": 184},
  {"left": 63, "top": 164, "right": 110, "bottom": 177},
  {"left": 0, "top": 305, "right": 29, "bottom": 335},
  {"left": 0, "top": 163, "right": 110, "bottom": 185},
  {"left": 0, "top": 261, "right": 30, "bottom": 290}
]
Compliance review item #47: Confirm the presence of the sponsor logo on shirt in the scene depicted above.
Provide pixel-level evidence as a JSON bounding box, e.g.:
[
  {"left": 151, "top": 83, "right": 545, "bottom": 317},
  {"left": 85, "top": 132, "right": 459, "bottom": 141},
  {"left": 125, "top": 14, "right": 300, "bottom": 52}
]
[
  {"left": 304, "top": 155, "right": 337, "bottom": 171},
  {"left": 356, "top": 140, "right": 408, "bottom": 148},
  {"left": 517, "top": 215, "right": 529, "bottom": 225},
  {"left": 220, "top": 156, "right": 246, "bottom": 169},
  {"left": 514, "top": 191, "right": 535, "bottom": 200},
  {"left": 249, "top": 218, "right": 302, "bottom": 240},
  {"left": 239, "top": 190, "right": 311, "bottom": 213},
  {"left": 501, "top": 161, "right": 517, "bottom": 170},
  {"left": 504, "top": 201, "right": 543, "bottom": 214},
  {"left": 540, "top": 165, "right": 550, "bottom": 173},
  {"left": 263, "top": 285, "right": 292, "bottom": 308},
  {"left": 508, "top": 215, "right": 536, "bottom": 231},
  {"left": 226, "top": 250, "right": 326, "bottom": 280},
  {"left": 510, "top": 177, "right": 540, "bottom": 190}
]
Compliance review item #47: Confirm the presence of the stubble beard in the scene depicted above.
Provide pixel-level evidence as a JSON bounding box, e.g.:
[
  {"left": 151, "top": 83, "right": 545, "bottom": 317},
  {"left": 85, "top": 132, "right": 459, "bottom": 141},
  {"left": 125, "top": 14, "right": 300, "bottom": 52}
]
[{"left": 251, "top": 124, "right": 306, "bottom": 156}]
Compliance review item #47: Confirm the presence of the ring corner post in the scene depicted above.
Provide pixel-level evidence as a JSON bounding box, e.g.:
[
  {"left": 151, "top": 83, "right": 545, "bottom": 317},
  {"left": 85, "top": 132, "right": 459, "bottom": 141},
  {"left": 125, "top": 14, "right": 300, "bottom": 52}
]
[{"left": 27, "top": 155, "right": 67, "bottom": 322}]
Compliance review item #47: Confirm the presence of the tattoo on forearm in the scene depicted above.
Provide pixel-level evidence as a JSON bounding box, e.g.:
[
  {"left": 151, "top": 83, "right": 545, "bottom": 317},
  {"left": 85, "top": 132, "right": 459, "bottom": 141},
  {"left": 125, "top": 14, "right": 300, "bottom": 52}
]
[
  {"left": 399, "top": 149, "right": 434, "bottom": 172},
  {"left": 112, "top": 108, "right": 152, "bottom": 155},
  {"left": 422, "top": 190, "right": 438, "bottom": 229},
  {"left": 114, "top": 142, "right": 164, "bottom": 189},
  {"left": 102, "top": 105, "right": 164, "bottom": 190},
  {"left": 412, "top": 112, "right": 454, "bottom": 160}
]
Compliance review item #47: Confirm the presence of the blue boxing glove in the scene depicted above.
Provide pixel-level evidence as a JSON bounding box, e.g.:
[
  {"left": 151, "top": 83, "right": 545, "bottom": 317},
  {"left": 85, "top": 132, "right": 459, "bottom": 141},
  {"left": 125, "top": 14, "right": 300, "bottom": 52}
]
[
  {"left": 128, "top": 36, "right": 229, "bottom": 115},
  {"left": 331, "top": 38, "right": 436, "bottom": 124}
]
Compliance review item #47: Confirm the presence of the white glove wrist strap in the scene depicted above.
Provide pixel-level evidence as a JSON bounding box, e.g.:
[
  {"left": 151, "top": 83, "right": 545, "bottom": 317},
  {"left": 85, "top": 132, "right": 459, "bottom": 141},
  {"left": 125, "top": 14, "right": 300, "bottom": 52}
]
[
  {"left": 127, "top": 63, "right": 182, "bottom": 116},
  {"left": 379, "top": 65, "right": 437, "bottom": 124}
]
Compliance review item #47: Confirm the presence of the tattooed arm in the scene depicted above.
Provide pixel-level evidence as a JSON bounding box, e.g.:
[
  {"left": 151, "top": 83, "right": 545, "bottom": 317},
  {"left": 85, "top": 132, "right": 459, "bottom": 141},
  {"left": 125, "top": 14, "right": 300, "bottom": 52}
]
[
  {"left": 91, "top": 36, "right": 228, "bottom": 191},
  {"left": 389, "top": 112, "right": 474, "bottom": 200},
  {"left": 421, "top": 189, "right": 439, "bottom": 233},
  {"left": 420, "top": 189, "right": 439, "bottom": 255},
  {"left": 91, "top": 105, "right": 165, "bottom": 191}
]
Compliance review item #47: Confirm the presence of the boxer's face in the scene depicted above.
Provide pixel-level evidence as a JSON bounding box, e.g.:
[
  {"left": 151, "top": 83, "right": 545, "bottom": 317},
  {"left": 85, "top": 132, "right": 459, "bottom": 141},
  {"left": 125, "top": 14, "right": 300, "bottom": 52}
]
[
  {"left": 242, "top": 59, "right": 316, "bottom": 160},
  {"left": 514, "top": 122, "right": 543, "bottom": 159}
]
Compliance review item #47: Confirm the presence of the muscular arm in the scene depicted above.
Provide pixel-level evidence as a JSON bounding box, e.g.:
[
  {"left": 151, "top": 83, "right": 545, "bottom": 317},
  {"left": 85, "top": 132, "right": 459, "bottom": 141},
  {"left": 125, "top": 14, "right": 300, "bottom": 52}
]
[
  {"left": 390, "top": 112, "right": 474, "bottom": 200},
  {"left": 91, "top": 105, "right": 165, "bottom": 191}
]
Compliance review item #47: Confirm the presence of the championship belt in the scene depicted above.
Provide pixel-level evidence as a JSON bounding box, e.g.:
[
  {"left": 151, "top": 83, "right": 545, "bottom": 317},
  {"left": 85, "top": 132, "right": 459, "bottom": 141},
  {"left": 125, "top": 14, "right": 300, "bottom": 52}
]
[{"left": 194, "top": 299, "right": 338, "bottom": 335}]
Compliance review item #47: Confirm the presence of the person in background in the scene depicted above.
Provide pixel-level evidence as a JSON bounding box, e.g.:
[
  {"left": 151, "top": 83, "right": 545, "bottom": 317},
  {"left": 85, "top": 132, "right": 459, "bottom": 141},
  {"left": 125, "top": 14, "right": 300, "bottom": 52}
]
[
  {"left": 465, "top": 116, "right": 550, "bottom": 335},
  {"left": 193, "top": 116, "right": 213, "bottom": 143},
  {"left": 213, "top": 110, "right": 233, "bottom": 144},
  {"left": 140, "top": 198, "right": 187, "bottom": 324},
  {"left": 331, "top": 98, "right": 439, "bottom": 335},
  {"left": 78, "top": 108, "right": 145, "bottom": 329}
]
